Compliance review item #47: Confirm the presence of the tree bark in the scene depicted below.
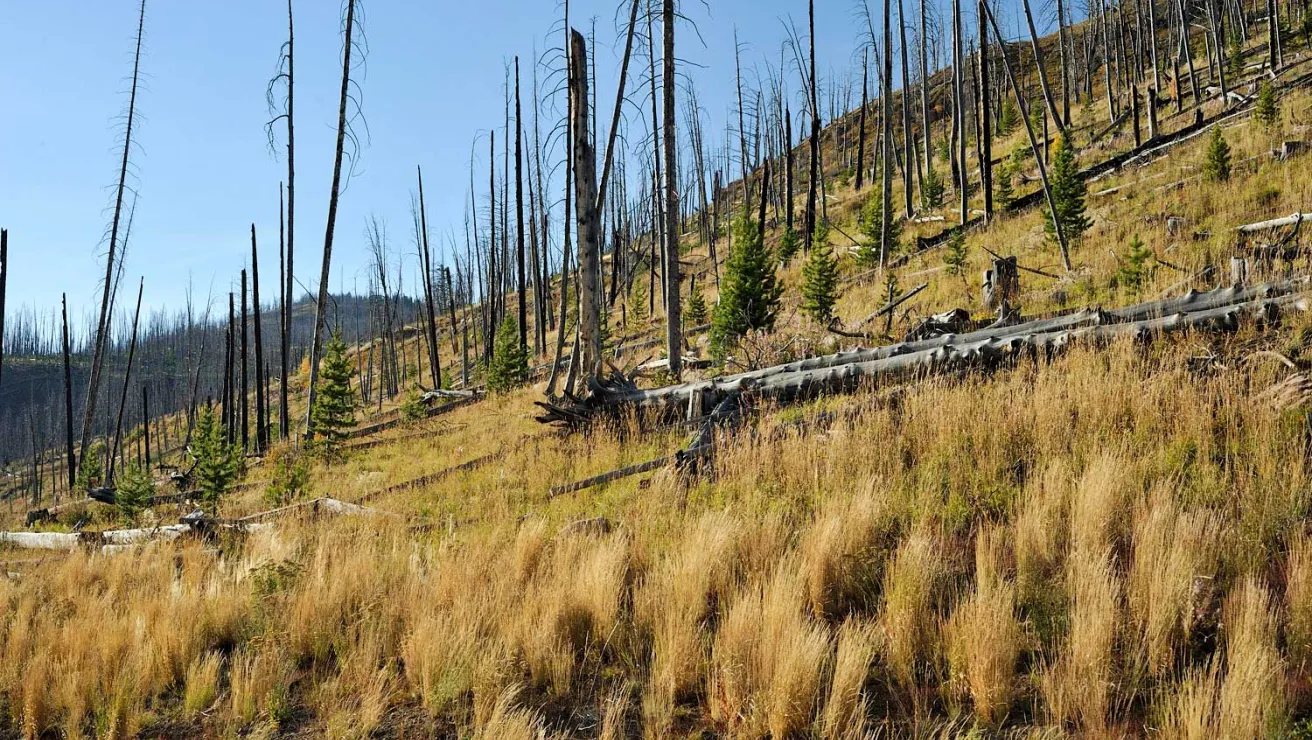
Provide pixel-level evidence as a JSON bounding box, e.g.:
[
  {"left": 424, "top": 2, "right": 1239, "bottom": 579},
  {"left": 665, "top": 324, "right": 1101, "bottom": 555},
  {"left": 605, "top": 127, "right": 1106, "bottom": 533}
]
[
  {"left": 570, "top": 30, "right": 603, "bottom": 377},
  {"left": 857, "top": 53, "right": 869, "bottom": 191},
  {"left": 61, "top": 293, "right": 75, "bottom": 487},
  {"left": 662, "top": 0, "right": 681, "bottom": 378},
  {"left": 251, "top": 226, "right": 266, "bottom": 453},
  {"left": 109, "top": 278, "right": 144, "bottom": 482},
  {"left": 515, "top": 57, "right": 528, "bottom": 352},
  {"left": 417, "top": 168, "right": 443, "bottom": 389}
]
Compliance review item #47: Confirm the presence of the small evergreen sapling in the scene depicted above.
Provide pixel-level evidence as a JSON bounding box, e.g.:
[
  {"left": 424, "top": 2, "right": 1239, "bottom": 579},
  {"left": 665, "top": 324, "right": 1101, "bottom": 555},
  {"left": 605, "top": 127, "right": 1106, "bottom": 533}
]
[
  {"left": 75, "top": 441, "right": 105, "bottom": 494},
  {"left": 777, "top": 227, "right": 801, "bottom": 264},
  {"left": 191, "top": 406, "right": 238, "bottom": 513},
  {"left": 487, "top": 316, "right": 530, "bottom": 393},
  {"left": 920, "top": 166, "right": 945, "bottom": 210},
  {"left": 310, "top": 335, "right": 359, "bottom": 454},
  {"left": 116, "top": 462, "right": 154, "bottom": 522},
  {"left": 1043, "top": 135, "right": 1092, "bottom": 246},
  {"left": 1203, "top": 127, "right": 1232, "bottom": 182},
  {"left": 858, "top": 190, "right": 902, "bottom": 267},
  {"left": 711, "top": 210, "right": 782, "bottom": 359},
  {"left": 685, "top": 277, "right": 708, "bottom": 327},
  {"left": 1255, "top": 80, "right": 1279, "bottom": 130},
  {"left": 801, "top": 221, "right": 841, "bottom": 325},
  {"left": 1115, "top": 235, "right": 1154, "bottom": 291},
  {"left": 944, "top": 231, "right": 969, "bottom": 277}
]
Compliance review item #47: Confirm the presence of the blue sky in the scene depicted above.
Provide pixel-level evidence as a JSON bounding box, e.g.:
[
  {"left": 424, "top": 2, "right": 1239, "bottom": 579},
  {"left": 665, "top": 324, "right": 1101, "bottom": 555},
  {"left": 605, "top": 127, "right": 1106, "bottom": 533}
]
[{"left": 0, "top": 0, "right": 1056, "bottom": 331}]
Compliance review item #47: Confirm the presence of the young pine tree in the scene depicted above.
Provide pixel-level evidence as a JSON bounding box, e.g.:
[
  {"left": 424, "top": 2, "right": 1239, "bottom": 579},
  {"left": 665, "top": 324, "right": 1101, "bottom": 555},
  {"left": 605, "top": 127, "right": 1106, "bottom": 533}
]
[
  {"left": 1115, "top": 234, "right": 1154, "bottom": 291},
  {"left": 75, "top": 441, "right": 105, "bottom": 494},
  {"left": 858, "top": 190, "right": 902, "bottom": 267},
  {"left": 310, "top": 335, "right": 358, "bottom": 454},
  {"left": 191, "top": 406, "right": 238, "bottom": 512},
  {"left": 1043, "top": 135, "right": 1092, "bottom": 246},
  {"left": 685, "top": 277, "right": 708, "bottom": 327},
  {"left": 944, "top": 231, "right": 969, "bottom": 277},
  {"left": 995, "top": 158, "right": 1016, "bottom": 208},
  {"left": 487, "top": 316, "right": 530, "bottom": 393},
  {"left": 1203, "top": 127, "right": 1232, "bottom": 182},
  {"left": 920, "top": 166, "right": 945, "bottom": 210},
  {"left": 711, "top": 210, "right": 782, "bottom": 359},
  {"left": 1228, "top": 27, "right": 1245, "bottom": 75},
  {"left": 777, "top": 227, "right": 801, "bottom": 264},
  {"left": 1255, "top": 80, "right": 1279, "bottom": 130},
  {"left": 997, "top": 98, "right": 1020, "bottom": 136},
  {"left": 116, "top": 462, "right": 155, "bottom": 522},
  {"left": 801, "top": 220, "right": 841, "bottom": 325}
]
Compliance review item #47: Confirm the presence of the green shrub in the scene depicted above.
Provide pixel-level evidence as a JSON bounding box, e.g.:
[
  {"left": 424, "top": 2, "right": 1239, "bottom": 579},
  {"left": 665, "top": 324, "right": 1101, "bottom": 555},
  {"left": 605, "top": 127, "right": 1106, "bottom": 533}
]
[
  {"left": 801, "top": 221, "right": 841, "bottom": 325},
  {"left": 487, "top": 316, "right": 530, "bottom": 394}
]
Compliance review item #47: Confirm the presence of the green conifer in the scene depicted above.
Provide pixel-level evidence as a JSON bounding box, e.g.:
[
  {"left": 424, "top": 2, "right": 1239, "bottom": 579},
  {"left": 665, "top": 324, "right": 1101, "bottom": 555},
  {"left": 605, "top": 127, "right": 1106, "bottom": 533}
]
[
  {"left": 777, "top": 226, "right": 801, "bottom": 264},
  {"left": 1115, "top": 234, "right": 1154, "bottom": 291},
  {"left": 487, "top": 316, "right": 530, "bottom": 393},
  {"left": 191, "top": 406, "right": 238, "bottom": 512},
  {"left": 1255, "top": 79, "right": 1279, "bottom": 130},
  {"left": 998, "top": 98, "right": 1020, "bottom": 136},
  {"left": 710, "top": 210, "right": 782, "bottom": 359},
  {"left": 75, "top": 441, "right": 105, "bottom": 494},
  {"left": 858, "top": 190, "right": 902, "bottom": 267},
  {"left": 116, "top": 462, "right": 154, "bottom": 522},
  {"left": 685, "top": 277, "right": 708, "bottom": 327},
  {"left": 1042, "top": 135, "right": 1092, "bottom": 245},
  {"left": 920, "top": 166, "right": 945, "bottom": 210},
  {"left": 944, "top": 231, "right": 969, "bottom": 276},
  {"left": 801, "top": 221, "right": 841, "bottom": 325},
  {"left": 310, "top": 335, "right": 359, "bottom": 454},
  {"left": 1203, "top": 126, "right": 1232, "bottom": 182}
]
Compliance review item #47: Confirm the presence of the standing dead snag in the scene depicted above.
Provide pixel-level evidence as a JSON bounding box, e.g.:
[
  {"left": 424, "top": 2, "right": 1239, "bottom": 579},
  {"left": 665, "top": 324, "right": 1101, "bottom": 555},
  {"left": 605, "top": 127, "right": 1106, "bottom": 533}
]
[
  {"left": 514, "top": 56, "right": 528, "bottom": 354},
  {"left": 662, "top": 0, "right": 681, "bottom": 378},
  {"left": 109, "top": 278, "right": 144, "bottom": 483},
  {"left": 570, "top": 30, "right": 603, "bottom": 378},
  {"left": 62, "top": 294, "right": 76, "bottom": 489},
  {"left": 81, "top": 0, "right": 147, "bottom": 466},
  {"left": 306, "top": 0, "right": 361, "bottom": 441},
  {"left": 266, "top": 0, "right": 296, "bottom": 441},
  {"left": 0, "top": 228, "right": 6, "bottom": 391},
  {"left": 251, "top": 225, "right": 267, "bottom": 453},
  {"left": 417, "top": 167, "right": 442, "bottom": 390}
]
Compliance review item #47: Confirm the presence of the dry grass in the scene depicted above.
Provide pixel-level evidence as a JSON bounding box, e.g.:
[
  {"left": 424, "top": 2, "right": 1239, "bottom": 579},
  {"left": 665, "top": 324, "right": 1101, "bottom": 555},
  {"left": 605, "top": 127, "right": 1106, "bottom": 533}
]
[{"left": 4, "top": 44, "right": 1312, "bottom": 739}]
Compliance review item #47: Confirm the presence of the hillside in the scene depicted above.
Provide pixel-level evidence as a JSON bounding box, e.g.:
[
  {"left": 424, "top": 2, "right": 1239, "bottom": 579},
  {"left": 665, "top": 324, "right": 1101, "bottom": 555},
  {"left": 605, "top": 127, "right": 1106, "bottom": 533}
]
[{"left": 6, "top": 12, "right": 1312, "bottom": 740}]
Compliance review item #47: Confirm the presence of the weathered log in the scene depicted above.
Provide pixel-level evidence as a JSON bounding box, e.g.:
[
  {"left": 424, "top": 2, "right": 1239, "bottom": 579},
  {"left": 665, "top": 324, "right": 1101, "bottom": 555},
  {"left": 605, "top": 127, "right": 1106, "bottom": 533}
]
[
  {"left": 537, "top": 282, "right": 1309, "bottom": 427},
  {"left": 1236, "top": 212, "right": 1309, "bottom": 233}
]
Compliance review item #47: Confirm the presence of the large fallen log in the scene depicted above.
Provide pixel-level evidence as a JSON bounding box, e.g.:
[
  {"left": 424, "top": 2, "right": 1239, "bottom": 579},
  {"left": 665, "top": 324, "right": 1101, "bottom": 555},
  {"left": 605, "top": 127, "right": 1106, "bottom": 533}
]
[
  {"left": 1237, "top": 212, "right": 1310, "bottom": 233},
  {"left": 537, "top": 281, "right": 1308, "bottom": 427}
]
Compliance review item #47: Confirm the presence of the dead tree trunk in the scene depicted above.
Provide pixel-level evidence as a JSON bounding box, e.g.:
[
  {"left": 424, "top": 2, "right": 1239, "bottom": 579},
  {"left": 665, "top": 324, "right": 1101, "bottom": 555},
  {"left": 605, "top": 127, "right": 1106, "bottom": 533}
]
[
  {"left": 882, "top": 0, "right": 895, "bottom": 263},
  {"left": 109, "top": 278, "right": 144, "bottom": 483},
  {"left": 417, "top": 167, "right": 443, "bottom": 389},
  {"left": 251, "top": 226, "right": 266, "bottom": 453},
  {"left": 278, "top": 185, "right": 289, "bottom": 440},
  {"left": 0, "top": 229, "right": 6, "bottom": 391},
  {"left": 662, "top": 0, "right": 681, "bottom": 378},
  {"left": 1021, "top": 0, "right": 1066, "bottom": 133},
  {"left": 980, "top": 2, "right": 994, "bottom": 220},
  {"left": 856, "top": 53, "right": 869, "bottom": 191},
  {"left": 62, "top": 294, "right": 75, "bottom": 487},
  {"left": 306, "top": 0, "right": 359, "bottom": 441},
  {"left": 806, "top": 0, "right": 821, "bottom": 252},
  {"left": 898, "top": 0, "right": 916, "bottom": 216},
  {"left": 240, "top": 269, "right": 249, "bottom": 452},
  {"left": 953, "top": 0, "right": 968, "bottom": 225},
  {"left": 515, "top": 56, "right": 528, "bottom": 352},
  {"left": 571, "top": 30, "right": 603, "bottom": 377},
  {"left": 81, "top": 0, "right": 146, "bottom": 462}
]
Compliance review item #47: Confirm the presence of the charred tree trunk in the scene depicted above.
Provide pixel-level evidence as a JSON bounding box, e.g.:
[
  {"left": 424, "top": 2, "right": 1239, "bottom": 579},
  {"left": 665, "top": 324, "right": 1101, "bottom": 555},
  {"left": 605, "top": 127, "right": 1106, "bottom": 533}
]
[
  {"left": 0, "top": 229, "right": 6, "bottom": 391},
  {"left": 785, "top": 107, "right": 795, "bottom": 232},
  {"left": 251, "top": 226, "right": 266, "bottom": 453},
  {"left": 806, "top": 0, "right": 821, "bottom": 252},
  {"left": 856, "top": 54, "right": 869, "bottom": 191},
  {"left": 662, "top": 0, "right": 681, "bottom": 378},
  {"left": 515, "top": 56, "right": 528, "bottom": 352},
  {"left": 417, "top": 167, "right": 443, "bottom": 389},
  {"left": 241, "top": 269, "right": 249, "bottom": 452},
  {"left": 305, "top": 0, "right": 358, "bottom": 441},
  {"left": 62, "top": 294, "right": 75, "bottom": 487},
  {"left": 898, "top": 0, "right": 916, "bottom": 216},
  {"left": 571, "top": 30, "right": 603, "bottom": 377},
  {"left": 278, "top": 185, "right": 289, "bottom": 441},
  {"left": 1021, "top": 0, "right": 1065, "bottom": 133},
  {"left": 980, "top": 3, "right": 994, "bottom": 220},
  {"left": 109, "top": 278, "right": 144, "bottom": 483},
  {"left": 953, "top": 0, "right": 968, "bottom": 224},
  {"left": 81, "top": 0, "right": 146, "bottom": 462}
]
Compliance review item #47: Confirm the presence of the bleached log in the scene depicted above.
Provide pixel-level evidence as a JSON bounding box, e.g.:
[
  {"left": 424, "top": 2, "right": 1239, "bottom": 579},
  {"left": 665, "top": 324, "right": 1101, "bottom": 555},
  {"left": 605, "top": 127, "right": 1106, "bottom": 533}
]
[
  {"left": 1236, "top": 212, "right": 1310, "bottom": 233},
  {"left": 537, "top": 281, "right": 1308, "bottom": 426},
  {"left": 0, "top": 532, "right": 81, "bottom": 551}
]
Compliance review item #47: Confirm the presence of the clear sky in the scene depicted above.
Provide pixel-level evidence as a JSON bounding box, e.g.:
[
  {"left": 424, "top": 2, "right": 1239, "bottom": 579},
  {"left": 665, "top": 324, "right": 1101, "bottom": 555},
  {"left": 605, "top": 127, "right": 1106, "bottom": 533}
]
[{"left": 0, "top": 0, "right": 1054, "bottom": 332}]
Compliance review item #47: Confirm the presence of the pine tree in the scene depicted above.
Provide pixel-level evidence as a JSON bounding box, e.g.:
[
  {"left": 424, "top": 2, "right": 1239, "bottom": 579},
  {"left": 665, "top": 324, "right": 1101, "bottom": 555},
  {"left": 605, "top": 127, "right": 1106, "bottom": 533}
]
[
  {"left": 191, "top": 406, "right": 238, "bottom": 512},
  {"left": 777, "top": 227, "right": 801, "bottom": 264},
  {"left": 487, "top": 316, "right": 530, "bottom": 393},
  {"left": 685, "top": 277, "right": 708, "bottom": 327},
  {"left": 75, "top": 441, "right": 105, "bottom": 494},
  {"left": 400, "top": 387, "right": 427, "bottom": 421},
  {"left": 944, "top": 231, "right": 969, "bottom": 276},
  {"left": 310, "top": 334, "right": 358, "bottom": 454},
  {"left": 1203, "top": 127, "right": 1232, "bottom": 182},
  {"left": 801, "top": 220, "right": 841, "bottom": 324},
  {"left": 1043, "top": 135, "right": 1092, "bottom": 245},
  {"left": 1228, "top": 27, "right": 1245, "bottom": 75},
  {"left": 1255, "top": 79, "right": 1279, "bottom": 130},
  {"left": 711, "top": 210, "right": 782, "bottom": 358},
  {"left": 997, "top": 98, "right": 1020, "bottom": 136},
  {"left": 264, "top": 451, "right": 310, "bottom": 507},
  {"left": 116, "top": 462, "right": 154, "bottom": 522},
  {"left": 858, "top": 190, "right": 902, "bottom": 267},
  {"left": 920, "top": 166, "right": 945, "bottom": 210},
  {"left": 995, "top": 158, "right": 1016, "bottom": 207},
  {"left": 1115, "top": 234, "right": 1154, "bottom": 291}
]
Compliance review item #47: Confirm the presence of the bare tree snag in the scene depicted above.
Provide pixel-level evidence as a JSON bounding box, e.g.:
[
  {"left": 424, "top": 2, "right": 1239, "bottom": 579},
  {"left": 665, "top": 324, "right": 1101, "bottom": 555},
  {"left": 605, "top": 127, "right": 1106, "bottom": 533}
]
[
  {"left": 109, "top": 278, "right": 144, "bottom": 483},
  {"left": 515, "top": 56, "right": 528, "bottom": 353},
  {"left": 306, "top": 0, "right": 359, "bottom": 441},
  {"left": 570, "top": 30, "right": 603, "bottom": 377},
  {"left": 881, "top": 0, "right": 894, "bottom": 264},
  {"left": 1021, "top": 0, "right": 1065, "bottom": 134},
  {"left": 241, "top": 268, "right": 249, "bottom": 452},
  {"left": 856, "top": 53, "right": 869, "bottom": 191},
  {"left": 0, "top": 229, "right": 6, "bottom": 391},
  {"left": 417, "top": 168, "right": 443, "bottom": 389},
  {"left": 81, "top": 0, "right": 146, "bottom": 462},
  {"left": 251, "top": 226, "right": 267, "bottom": 453},
  {"left": 662, "top": 0, "right": 682, "bottom": 379},
  {"left": 62, "top": 293, "right": 75, "bottom": 486},
  {"left": 898, "top": 0, "right": 915, "bottom": 216}
]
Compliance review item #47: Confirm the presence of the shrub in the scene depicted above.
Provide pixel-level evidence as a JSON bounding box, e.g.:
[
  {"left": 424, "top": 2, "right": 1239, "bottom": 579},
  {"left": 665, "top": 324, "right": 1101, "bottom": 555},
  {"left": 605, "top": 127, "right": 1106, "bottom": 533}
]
[
  {"left": 264, "top": 452, "right": 310, "bottom": 507},
  {"left": 400, "top": 387, "right": 427, "bottom": 422}
]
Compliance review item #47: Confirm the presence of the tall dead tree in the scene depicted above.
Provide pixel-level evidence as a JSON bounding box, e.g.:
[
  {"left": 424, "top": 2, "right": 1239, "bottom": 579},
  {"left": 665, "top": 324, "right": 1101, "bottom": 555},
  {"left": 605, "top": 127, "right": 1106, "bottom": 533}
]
[
  {"left": 547, "top": 0, "right": 574, "bottom": 398},
  {"left": 61, "top": 294, "right": 75, "bottom": 488},
  {"left": 856, "top": 52, "right": 869, "bottom": 191},
  {"left": 0, "top": 229, "right": 6, "bottom": 391},
  {"left": 251, "top": 226, "right": 267, "bottom": 453},
  {"left": 662, "top": 0, "right": 681, "bottom": 378},
  {"left": 305, "top": 0, "right": 360, "bottom": 441},
  {"left": 881, "top": 0, "right": 894, "bottom": 263},
  {"left": 1021, "top": 0, "right": 1065, "bottom": 133},
  {"left": 952, "top": 0, "right": 967, "bottom": 225},
  {"left": 417, "top": 168, "right": 442, "bottom": 389},
  {"left": 981, "top": 0, "right": 1071, "bottom": 270},
  {"left": 571, "top": 30, "right": 603, "bottom": 377},
  {"left": 241, "top": 268, "right": 249, "bottom": 452},
  {"left": 806, "top": 0, "right": 821, "bottom": 252},
  {"left": 1057, "top": 0, "right": 1073, "bottom": 123},
  {"left": 920, "top": 0, "right": 934, "bottom": 174},
  {"left": 108, "top": 278, "right": 144, "bottom": 483},
  {"left": 980, "top": 0, "right": 993, "bottom": 220},
  {"left": 897, "top": 0, "right": 915, "bottom": 216},
  {"left": 266, "top": 0, "right": 296, "bottom": 443},
  {"left": 81, "top": 0, "right": 146, "bottom": 463},
  {"left": 515, "top": 56, "right": 528, "bottom": 353}
]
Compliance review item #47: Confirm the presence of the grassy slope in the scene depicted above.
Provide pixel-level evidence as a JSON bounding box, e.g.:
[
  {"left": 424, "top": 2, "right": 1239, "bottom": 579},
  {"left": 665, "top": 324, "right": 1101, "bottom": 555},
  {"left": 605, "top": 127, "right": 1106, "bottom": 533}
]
[{"left": 5, "top": 32, "right": 1312, "bottom": 740}]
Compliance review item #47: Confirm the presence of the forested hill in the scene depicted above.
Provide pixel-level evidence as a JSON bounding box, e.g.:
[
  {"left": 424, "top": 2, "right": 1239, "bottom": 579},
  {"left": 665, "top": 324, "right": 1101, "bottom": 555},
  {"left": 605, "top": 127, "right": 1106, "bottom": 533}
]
[{"left": 0, "top": 292, "right": 421, "bottom": 466}]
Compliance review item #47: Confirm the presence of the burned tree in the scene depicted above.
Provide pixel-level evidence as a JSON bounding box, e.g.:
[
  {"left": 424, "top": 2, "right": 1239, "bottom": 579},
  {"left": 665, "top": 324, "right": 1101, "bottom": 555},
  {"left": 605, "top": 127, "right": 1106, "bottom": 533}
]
[
  {"left": 571, "top": 30, "right": 603, "bottom": 377},
  {"left": 662, "top": 0, "right": 681, "bottom": 378}
]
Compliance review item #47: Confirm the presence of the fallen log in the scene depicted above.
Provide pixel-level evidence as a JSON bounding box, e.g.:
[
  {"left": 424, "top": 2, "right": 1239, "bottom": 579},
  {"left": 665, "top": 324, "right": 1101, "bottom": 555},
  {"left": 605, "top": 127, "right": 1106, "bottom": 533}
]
[
  {"left": 1237, "top": 212, "right": 1309, "bottom": 233},
  {"left": 355, "top": 452, "right": 502, "bottom": 503},
  {"left": 537, "top": 282, "right": 1308, "bottom": 427}
]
